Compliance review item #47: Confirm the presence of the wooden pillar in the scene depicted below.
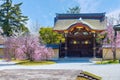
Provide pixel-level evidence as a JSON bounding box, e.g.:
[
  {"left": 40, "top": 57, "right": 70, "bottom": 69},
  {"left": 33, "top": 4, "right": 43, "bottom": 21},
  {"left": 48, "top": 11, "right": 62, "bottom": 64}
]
[
  {"left": 113, "top": 31, "right": 117, "bottom": 60},
  {"left": 59, "top": 40, "right": 61, "bottom": 58},
  {"left": 93, "top": 32, "right": 96, "bottom": 58},
  {"left": 64, "top": 32, "right": 68, "bottom": 58}
]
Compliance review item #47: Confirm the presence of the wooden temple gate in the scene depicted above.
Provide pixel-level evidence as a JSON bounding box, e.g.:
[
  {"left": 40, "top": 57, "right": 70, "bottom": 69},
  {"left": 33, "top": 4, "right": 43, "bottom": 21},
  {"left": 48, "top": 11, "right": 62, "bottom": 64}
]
[
  {"left": 53, "top": 13, "right": 106, "bottom": 58},
  {"left": 59, "top": 23, "right": 102, "bottom": 58}
]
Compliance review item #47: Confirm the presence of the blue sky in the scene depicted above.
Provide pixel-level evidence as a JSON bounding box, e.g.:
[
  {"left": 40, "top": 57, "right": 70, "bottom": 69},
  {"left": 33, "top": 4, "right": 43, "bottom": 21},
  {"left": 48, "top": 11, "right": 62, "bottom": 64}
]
[{"left": 1, "top": 0, "right": 120, "bottom": 33}]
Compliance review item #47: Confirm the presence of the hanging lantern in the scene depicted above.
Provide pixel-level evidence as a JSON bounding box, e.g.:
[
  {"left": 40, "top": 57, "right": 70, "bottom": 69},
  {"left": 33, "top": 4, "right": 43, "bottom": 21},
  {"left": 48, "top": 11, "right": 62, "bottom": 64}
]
[
  {"left": 73, "top": 40, "right": 77, "bottom": 44},
  {"left": 85, "top": 41, "right": 89, "bottom": 44}
]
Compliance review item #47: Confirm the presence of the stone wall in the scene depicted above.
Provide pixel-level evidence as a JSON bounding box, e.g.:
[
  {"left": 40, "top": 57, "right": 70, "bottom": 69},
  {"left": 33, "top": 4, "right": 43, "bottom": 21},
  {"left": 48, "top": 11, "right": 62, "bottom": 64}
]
[
  {"left": 46, "top": 44, "right": 59, "bottom": 59},
  {"left": 52, "top": 49, "right": 59, "bottom": 59},
  {"left": 102, "top": 48, "right": 120, "bottom": 59},
  {"left": 0, "top": 48, "right": 4, "bottom": 58}
]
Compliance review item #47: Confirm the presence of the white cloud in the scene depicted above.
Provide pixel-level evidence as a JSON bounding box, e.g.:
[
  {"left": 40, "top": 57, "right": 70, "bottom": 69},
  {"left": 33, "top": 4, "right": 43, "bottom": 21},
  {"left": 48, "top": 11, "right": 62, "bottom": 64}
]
[{"left": 75, "top": 0, "right": 101, "bottom": 13}]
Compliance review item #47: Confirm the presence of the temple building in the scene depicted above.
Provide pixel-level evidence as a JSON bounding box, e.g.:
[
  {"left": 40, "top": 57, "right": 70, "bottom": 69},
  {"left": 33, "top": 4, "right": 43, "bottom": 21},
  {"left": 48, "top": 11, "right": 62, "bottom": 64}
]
[{"left": 53, "top": 13, "right": 106, "bottom": 58}]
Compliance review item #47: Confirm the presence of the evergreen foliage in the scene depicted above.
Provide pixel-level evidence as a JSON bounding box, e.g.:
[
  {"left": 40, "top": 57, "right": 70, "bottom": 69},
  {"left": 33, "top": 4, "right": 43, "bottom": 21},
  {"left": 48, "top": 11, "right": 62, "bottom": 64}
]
[
  {"left": 66, "top": 6, "right": 80, "bottom": 14},
  {"left": 0, "top": 0, "right": 28, "bottom": 36}
]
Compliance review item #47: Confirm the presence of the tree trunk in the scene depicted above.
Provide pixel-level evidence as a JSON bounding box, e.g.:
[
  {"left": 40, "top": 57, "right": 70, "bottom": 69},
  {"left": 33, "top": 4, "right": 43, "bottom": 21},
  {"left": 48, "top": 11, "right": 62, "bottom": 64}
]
[{"left": 113, "top": 49, "right": 116, "bottom": 61}]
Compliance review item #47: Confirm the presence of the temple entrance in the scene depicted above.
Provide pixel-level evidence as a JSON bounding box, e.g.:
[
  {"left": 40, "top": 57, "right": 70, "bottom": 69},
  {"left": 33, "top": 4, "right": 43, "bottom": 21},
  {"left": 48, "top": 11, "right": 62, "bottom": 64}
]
[
  {"left": 59, "top": 23, "right": 102, "bottom": 58},
  {"left": 67, "top": 27, "right": 93, "bottom": 57},
  {"left": 53, "top": 13, "right": 106, "bottom": 58},
  {"left": 67, "top": 37, "right": 93, "bottom": 57}
]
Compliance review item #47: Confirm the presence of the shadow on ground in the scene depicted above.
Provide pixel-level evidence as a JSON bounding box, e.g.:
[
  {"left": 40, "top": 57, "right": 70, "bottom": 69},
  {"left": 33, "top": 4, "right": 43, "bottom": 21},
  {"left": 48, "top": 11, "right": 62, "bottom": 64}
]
[
  {"left": 0, "top": 60, "right": 16, "bottom": 66},
  {"left": 52, "top": 58, "right": 92, "bottom": 63},
  {"left": 0, "top": 64, "right": 16, "bottom": 66}
]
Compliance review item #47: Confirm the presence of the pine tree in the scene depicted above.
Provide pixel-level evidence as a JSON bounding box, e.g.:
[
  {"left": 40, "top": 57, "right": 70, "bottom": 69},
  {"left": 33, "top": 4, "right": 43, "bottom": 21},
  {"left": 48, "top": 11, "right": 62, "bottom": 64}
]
[
  {"left": 66, "top": 6, "right": 80, "bottom": 14},
  {"left": 0, "top": 0, "right": 28, "bottom": 36}
]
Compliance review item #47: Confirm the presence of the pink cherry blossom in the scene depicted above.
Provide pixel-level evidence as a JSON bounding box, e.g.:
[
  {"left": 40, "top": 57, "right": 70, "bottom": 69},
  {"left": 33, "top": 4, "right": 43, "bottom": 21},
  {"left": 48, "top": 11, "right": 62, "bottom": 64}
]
[
  {"left": 101, "top": 23, "right": 120, "bottom": 60},
  {"left": 4, "top": 34, "right": 54, "bottom": 61}
]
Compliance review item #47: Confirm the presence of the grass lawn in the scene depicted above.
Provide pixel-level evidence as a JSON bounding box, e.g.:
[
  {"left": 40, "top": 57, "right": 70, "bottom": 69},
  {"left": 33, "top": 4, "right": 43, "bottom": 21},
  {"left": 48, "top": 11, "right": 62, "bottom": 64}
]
[
  {"left": 96, "top": 60, "right": 120, "bottom": 64},
  {"left": 14, "top": 60, "right": 56, "bottom": 66}
]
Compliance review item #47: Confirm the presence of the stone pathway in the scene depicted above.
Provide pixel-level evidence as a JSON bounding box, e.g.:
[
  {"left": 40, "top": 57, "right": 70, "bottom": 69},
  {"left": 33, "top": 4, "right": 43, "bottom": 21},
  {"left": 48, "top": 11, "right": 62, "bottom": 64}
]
[{"left": 0, "top": 69, "right": 81, "bottom": 80}]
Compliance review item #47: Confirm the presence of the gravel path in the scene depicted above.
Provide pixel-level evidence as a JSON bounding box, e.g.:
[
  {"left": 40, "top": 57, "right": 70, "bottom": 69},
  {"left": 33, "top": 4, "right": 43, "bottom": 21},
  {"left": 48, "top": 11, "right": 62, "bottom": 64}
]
[{"left": 0, "top": 69, "right": 81, "bottom": 80}]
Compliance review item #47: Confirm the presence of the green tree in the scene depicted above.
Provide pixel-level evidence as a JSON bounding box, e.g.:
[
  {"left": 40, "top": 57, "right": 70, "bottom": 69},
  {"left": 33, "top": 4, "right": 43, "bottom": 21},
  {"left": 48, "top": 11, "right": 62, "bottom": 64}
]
[
  {"left": 0, "top": 0, "right": 28, "bottom": 36},
  {"left": 66, "top": 6, "right": 80, "bottom": 14},
  {"left": 39, "top": 27, "right": 64, "bottom": 44}
]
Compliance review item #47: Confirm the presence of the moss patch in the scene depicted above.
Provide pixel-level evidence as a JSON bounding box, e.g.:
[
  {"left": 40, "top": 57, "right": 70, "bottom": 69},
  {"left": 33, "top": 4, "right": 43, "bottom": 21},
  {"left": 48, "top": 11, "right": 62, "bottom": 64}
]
[
  {"left": 83, "top": 71, "right": 102, "bottom": 80},
  {"left": 77, "top": 71, "right": 102, "bottom": 80},
  {"left": 96, "top": 60, "right": 119, "bottom": 64},
  {"left": 76, "top": 77, "right": 88, "bottom": 80}
]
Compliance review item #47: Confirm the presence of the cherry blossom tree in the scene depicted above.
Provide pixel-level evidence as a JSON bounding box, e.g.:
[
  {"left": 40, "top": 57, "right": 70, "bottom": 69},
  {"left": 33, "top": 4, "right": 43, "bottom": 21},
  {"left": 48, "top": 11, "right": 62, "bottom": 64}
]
[
  {"left": 4, "top": 34, "right": 54, "bottom": 61},
  {"left": 97, "top": 23, "right": 120, "bottom": 60}
]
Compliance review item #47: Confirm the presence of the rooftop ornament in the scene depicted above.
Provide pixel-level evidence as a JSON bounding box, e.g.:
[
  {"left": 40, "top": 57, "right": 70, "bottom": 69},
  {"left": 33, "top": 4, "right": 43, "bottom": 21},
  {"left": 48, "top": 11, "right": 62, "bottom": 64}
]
[{"left": 79, "top": 17, "right": 82, "bottom": 21}]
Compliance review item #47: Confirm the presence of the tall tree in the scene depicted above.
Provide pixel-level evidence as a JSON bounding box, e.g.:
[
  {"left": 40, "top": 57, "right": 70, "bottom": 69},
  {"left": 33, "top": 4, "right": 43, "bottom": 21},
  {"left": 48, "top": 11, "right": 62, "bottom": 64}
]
[
  {"left": 66, "top": 6, "right": 80, "bottom": 14},
  {"left": 0, "top": 0, "right": 28, "bottom": 36}
]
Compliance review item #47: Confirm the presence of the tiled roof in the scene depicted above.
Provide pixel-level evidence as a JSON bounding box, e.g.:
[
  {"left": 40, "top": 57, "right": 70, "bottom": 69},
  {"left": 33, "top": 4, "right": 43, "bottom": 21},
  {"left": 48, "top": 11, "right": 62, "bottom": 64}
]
[
  {"left": 113, "top": 24, "right": 120, "bottom": 31},
  {"left": 53, "top": 19, "right": 106, "bottom": 31},
  {"left": 53, "top": 13, "right": 106, "bottom": 31},
  {"left": 0, "top": 44, "right": 4, "bottom": 48},
  {"left": 55, "top": 13, "right": 105, "bottom": 22}
]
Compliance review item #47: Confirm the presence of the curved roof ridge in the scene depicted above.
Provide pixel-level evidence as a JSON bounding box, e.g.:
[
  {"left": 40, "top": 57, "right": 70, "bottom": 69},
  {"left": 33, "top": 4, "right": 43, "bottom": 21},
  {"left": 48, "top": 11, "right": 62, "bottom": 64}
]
[{"left": 67, "top": 20, "right": 95, "bottom": 30}]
